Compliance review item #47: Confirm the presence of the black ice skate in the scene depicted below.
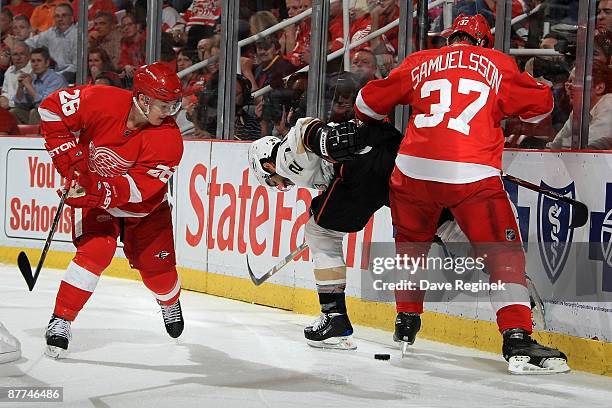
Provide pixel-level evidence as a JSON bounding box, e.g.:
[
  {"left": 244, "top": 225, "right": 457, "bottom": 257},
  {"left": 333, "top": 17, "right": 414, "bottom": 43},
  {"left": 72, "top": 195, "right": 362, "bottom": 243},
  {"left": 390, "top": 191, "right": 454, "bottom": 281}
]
[
  {"left": 393, "top": 312, "right": 421, "bottom": 357},
  {"left": 304, "top": 313, "right": 356, "bottom": 350},
  {"left": 502, "top": 328, "right": 570, "bottom": 374},
  {"left": 45, "top": 315, "right": 72, "bottom": 359},
  {"left": 159, "top": 299, "right": 184, "bottom": 338}
]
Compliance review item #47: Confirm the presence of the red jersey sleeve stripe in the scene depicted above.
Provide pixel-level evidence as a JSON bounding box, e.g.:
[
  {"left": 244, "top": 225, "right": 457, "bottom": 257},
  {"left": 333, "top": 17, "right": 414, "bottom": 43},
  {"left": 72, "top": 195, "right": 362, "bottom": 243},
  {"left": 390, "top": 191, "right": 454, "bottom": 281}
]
[
  {"left": 38, "top": 107, "right": 62, "bottom": 122},
  {"left": 355, "top": 91, "right": 386, "bottom": 121},
  {"left": 519, "top": 108, "right": 552, "bottom": 124},
  {"left": 123, "top": 174, "right": 143, "bottom": 203}
]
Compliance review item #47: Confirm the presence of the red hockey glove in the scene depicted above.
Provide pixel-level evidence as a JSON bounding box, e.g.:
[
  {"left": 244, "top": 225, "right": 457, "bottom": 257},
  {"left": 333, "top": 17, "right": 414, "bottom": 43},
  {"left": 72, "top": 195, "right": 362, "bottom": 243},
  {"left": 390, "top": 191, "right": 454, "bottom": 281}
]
[
  {"left": 62, "top": 171, "right": 120, "bottom": 209},
  {"left": 45, "top": 137, "right": 85, "bottom": 178}
]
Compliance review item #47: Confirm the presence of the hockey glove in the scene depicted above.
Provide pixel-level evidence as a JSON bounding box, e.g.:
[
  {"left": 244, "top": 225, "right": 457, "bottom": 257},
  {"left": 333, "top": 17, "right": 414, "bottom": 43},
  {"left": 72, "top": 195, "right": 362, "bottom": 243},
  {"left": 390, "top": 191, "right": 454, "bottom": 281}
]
[
  {"left": 62, "top": 171, "right": 120, "bottom": 209},
  {"left": 45, "top": 136, "right": 85, "bottom": 178},
  {"left": 307, "top": 120, "right": 366, "bottom": 162}
]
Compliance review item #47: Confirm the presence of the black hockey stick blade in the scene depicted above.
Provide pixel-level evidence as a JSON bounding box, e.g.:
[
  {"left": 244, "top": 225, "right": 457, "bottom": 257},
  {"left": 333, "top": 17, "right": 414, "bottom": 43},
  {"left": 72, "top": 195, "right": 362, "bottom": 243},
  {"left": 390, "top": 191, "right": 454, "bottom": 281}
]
[
  {"left": 246, "top": 242, "right": 309, "bottom": 286},
  {"left": 17, "top": 251, "right": 35, "bottom": 291},
  {"left": 16, "top": 177, "right": 72, "bottom": 292},
  {"left": 502, "top": 174, "right": 589, "bottom": 228},
  {"left": 246, "top": 255, "right": 263, "bottom": 286}
]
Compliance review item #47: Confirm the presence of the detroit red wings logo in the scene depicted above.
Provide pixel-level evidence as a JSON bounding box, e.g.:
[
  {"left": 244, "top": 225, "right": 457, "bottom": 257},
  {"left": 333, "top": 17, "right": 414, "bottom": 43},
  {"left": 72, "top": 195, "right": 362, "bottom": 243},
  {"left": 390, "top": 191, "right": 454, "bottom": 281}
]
[{"left": 88, "top": 142, "right": 134, "bottom": 177}]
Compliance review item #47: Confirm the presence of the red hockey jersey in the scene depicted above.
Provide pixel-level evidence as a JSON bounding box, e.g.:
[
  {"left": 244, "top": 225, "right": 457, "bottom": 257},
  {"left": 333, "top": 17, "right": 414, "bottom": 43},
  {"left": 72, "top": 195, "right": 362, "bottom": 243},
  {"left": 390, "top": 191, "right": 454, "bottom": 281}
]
[
  {"left": 355, "top": 45, "right": 553, "bottom": 183},
  {"left": 39, "top": 85, "right": 183, "bottom": 217}
]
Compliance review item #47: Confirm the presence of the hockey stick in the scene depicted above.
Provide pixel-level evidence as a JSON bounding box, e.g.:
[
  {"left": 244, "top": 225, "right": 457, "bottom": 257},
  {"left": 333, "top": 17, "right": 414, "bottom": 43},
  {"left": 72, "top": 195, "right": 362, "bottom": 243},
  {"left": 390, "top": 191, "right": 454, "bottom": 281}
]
[
  {"left": 502, "top": 174, "right": 588, "bottom": 228},
  {"left": 17, "top": 176, "right": 72, "bottom": 291},
  {"left": 246, "top": 242, "right": 309, "bottom": 286},
  {"left": 526, "top": 275, "right": 547, "bottom": 330}
]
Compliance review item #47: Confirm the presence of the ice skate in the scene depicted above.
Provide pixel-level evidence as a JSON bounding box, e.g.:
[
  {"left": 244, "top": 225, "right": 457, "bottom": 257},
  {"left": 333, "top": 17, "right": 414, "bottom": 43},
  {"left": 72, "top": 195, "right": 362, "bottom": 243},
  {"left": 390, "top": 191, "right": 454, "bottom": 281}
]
[
  {"left": 45, "top": 315, "right": 71, "bottom": 359},
  {"left": 304, "top": 313, "right": 356, "bottom": 350},
  {"left": 502, "top": 328, "right": 570, "bottom": 374},
  {"left": 0, "top": 323, "right": 21, "bottom": 363},
  {"left": 393, "top": 312, "right": 421, "bottom": 357},
  {"left": 159, "top": 299, "right": 184, "bottom": 338}
]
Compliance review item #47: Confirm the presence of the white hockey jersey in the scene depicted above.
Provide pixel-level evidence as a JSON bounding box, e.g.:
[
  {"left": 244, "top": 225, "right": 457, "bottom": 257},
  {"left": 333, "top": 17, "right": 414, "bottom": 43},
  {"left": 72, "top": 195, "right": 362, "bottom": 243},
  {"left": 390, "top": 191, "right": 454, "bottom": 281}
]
[{"left": 275, "top": 118, "right": 335, "bottom": 191}]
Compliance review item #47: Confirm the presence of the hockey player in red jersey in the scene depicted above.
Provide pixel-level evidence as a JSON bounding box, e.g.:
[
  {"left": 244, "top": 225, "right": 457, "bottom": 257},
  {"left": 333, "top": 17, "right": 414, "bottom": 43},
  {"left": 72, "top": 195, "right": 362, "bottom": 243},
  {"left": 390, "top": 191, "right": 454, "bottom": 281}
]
[
  {"left": 39, "top": 62, "right": 184, "bottom": 358},
  {"left": 355, "top": 14, "right": 569, "bottom": 374}
]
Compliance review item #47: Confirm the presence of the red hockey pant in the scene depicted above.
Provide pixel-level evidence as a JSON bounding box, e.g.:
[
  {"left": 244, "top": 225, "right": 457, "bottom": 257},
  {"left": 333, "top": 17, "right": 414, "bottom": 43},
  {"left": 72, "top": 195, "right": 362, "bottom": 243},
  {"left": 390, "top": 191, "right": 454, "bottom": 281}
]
[
  {"left": 54, "top": 201, "right": 181, "bottom": 321},
  {"left": 389, "top": 167, "right": 532, "bottom": 334}
]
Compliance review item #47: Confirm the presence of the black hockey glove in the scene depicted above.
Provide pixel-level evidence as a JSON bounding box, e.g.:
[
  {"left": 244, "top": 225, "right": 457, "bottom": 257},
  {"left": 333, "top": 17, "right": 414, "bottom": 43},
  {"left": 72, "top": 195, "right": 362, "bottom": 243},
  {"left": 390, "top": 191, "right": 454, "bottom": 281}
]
[{"left": 307, "top": 120, "right": 366, "bottom": 162}]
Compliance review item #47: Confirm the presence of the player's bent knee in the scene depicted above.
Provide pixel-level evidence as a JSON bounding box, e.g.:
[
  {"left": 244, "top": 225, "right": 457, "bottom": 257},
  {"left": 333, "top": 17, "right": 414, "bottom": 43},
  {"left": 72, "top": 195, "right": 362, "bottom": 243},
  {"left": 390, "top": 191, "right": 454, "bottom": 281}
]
[
  {"left": 74, "top": 235, "right": 118, "bottom": 274},
  {"left": 305, "top": 218, "right": 346, "bottom": 270}
]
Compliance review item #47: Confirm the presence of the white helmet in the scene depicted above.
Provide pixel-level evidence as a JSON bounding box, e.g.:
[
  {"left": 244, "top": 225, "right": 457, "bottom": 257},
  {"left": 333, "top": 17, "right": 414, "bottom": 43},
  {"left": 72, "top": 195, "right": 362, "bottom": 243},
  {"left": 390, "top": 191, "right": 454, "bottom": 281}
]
[{"left": 248, "top": 136, "right": 282, "bottom": 189}]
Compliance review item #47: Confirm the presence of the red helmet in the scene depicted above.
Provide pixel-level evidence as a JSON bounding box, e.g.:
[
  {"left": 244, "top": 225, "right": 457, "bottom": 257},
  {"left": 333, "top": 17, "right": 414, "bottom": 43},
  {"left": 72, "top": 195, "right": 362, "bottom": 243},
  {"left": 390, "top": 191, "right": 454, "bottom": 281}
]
[
  {"left": 447, "top": 14, "right": 494, "bottom": 48},
  {"left": 133, "top": 62, "right": 183, "bottom": 101}
]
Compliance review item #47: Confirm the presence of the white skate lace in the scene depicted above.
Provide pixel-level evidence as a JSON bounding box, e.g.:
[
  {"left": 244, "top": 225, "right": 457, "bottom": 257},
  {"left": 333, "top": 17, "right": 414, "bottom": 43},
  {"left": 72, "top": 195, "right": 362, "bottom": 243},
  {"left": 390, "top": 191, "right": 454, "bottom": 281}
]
[
  {"left": 47, "top": 317, "right": 72, "bottom": 341},
  {"left": 311, "top": 313, "right": 330, "bottom": 332},
  {"left": 160, "top": 301, "right": 182, "bottom": 324}
]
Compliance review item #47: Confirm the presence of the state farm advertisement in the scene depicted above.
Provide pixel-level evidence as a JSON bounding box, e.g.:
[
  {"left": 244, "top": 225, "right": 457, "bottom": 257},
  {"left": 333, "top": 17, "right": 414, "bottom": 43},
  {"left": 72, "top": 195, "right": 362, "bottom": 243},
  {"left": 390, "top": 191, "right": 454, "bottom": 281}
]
[
  {"left": 174, "top": 140, "right": 392, "bottom": 290},
  {"left": 4, "top": 147, "right": 72, "bottom": 242}
]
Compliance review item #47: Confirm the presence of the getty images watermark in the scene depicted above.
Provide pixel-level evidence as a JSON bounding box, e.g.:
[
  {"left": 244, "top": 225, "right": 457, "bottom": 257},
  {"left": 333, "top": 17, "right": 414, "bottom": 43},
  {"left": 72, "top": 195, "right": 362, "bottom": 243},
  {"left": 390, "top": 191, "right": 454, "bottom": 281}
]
[
  {"left": 360, "top": 242, "right": 515, "bottom": 302},
  {"left": 370, "top": 253, "right": 506, "bottom": 292}
]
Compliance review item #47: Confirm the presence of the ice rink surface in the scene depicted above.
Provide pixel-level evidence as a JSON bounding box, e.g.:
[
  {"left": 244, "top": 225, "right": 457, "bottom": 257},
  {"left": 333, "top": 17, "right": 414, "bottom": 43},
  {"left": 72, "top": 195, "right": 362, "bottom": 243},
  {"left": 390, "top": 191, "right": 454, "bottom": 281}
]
[{"left": 1, "top": 264, "right": 611, "bottom": 408}]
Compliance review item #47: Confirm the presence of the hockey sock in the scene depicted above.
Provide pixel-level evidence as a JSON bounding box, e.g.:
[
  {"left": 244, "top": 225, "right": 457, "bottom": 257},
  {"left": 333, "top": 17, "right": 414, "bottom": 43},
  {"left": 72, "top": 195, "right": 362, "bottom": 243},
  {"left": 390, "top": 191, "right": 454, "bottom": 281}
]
[
  {"left": 54, "top": 281, "right": 94, "bottom": 321},
  {"left": 53, "top": 260, "right": 103, "bottom": 321},
  {"left": 140, "top": 269, "right": 181, "bottom": 305},
  {"left": 395, "top": 288, "right": 425, "bottom": 314},
  {"left": 318, "top": 292, "right": 347, "bottom": 314},
  {"left": 497, "top": 304, "right": 532, "bottom": 334}
]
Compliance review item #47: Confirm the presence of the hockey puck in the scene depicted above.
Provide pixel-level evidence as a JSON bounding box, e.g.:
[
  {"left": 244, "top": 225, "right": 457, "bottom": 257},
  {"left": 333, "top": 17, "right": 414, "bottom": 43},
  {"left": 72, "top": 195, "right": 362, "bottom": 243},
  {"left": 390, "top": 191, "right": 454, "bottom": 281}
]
[{"left": 374, "top": 353, "right": 391, "bottom": 360}]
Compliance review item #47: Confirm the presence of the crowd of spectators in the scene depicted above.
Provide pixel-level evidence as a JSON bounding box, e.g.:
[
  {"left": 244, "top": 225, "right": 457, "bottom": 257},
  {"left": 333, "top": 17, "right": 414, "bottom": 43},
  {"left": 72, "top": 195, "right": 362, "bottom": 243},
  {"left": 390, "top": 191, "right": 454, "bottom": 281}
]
[{"left": 0, "top": 1, "right": 609, "bottom": 149}]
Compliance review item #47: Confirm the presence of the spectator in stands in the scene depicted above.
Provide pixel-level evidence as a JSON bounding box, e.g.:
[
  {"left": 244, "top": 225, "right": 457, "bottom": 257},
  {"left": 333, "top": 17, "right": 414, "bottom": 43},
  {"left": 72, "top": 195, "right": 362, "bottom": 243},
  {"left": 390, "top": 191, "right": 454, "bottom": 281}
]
[
  {"left": 350, "top": 49, "right": 380, "bottom": 82},
  {"left": 201, "top": 38, "right": 221, "bottom": 78},
  {"left": 71, "top": 0, "right": 116, "bottom": 23},
  {"left": 281, "top": 0, "right": 303, "bottom": 55},
  {"left": 30, "top": 0, "right": 63, "bottom": 34},
  {"left": 89, "top": 11, "right": 122, "bottom": 68},
  {"left": 196, "top": 36, "right": 214, "bottom": 61},
  {"left": 249, "top": 11, "right": 278, "bottom": 36},
  {"left": 183, "top": 0, "right": 221, "bottom": 48},
  {"left": 597, "top": 0, "right": 612, "bottom": 32},
  {"left": 0, "top": 107, "right": 18, "bottom": 135},
  {"left": 88, "top": 47, "right": 116, "bottom": 84},
  {"left": 326, "top": 0, "right": 371, "bottom": 54},
  {"left": 368, "top": 0, "right": 400, "bottom": 75},
  {"left": 0, "top": 10, "right": 12, "bottom": 84},
  {"left": 5, "top": 15, "right": 33, "bottom": 48},
  {"left": 254, "top": 36, "right": 294, "bottom": 90},
  {"left": 0, "top": 41, "right": 31, "bottom": 110},
  {"left": 548, "top": 61, "right": 612, "bottom": 149},
  {"left": 118, "top": 13, "right": 146, "bottom": 80},
  {"left": 5, "top": 1, "right": 35, "bottom": 21},
  {"left": 594, "top": 29, "right": 611, "bottom": 66},
  {"left": 253, "top": 36, "right": 294, "bottom": 134},
  {"left": 11, "top": 46, "right": 67, "bottom": 124},
  {"left": 195, "top": 72, "right": 261, "bottom": 139},
  {"left": 93, "top": 71, "right": 122, "bottom": 87},
  {"left": 162, "top": 0, "right": 186, "bottom": 34},
  {"left": 287, "top": 0, "right": 312, "bottom": 67},
  {"left": 177, "top": 48, "right": 206, "bottom": 95},
  {"left": 26, "top": 3, "right": 77, "bottom": 83},
  {"left": 325, "top": 71, "right": 364, "bottom": 123},
  {"left": 524, "top": 33, "right": 563, "bottom": 76}
]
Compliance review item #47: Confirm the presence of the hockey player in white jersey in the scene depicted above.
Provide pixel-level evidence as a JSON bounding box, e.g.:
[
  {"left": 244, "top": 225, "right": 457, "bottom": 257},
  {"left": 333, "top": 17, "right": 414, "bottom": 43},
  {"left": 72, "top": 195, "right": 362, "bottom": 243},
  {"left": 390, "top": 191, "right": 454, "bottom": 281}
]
[
  {"left": 0, "top": 322, "right": 21, "bottom": 363},
  {"left": 249, "top": 117, "right": 404, "bottom": 349}
]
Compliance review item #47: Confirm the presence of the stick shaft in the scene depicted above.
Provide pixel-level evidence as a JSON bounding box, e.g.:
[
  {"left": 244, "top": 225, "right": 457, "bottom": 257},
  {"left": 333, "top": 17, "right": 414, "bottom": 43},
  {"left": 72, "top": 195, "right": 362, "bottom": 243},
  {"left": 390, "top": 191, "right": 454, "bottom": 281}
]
[{"left": 248, "top": 242, "right": 309, "bottom": 286}]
